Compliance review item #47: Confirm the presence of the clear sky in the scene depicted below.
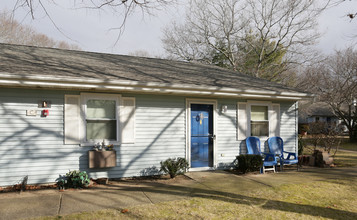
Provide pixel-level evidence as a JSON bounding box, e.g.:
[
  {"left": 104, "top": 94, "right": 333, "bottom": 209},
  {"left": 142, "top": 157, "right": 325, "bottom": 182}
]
[{"left": 1, "top": 0, "right": 357, "bottom": 57}]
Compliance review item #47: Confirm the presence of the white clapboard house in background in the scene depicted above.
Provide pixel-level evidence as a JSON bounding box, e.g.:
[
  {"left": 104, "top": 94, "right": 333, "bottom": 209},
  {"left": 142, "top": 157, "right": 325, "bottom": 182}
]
[{"left": 0, "top": 43, "right": 312, "bottom": 186}]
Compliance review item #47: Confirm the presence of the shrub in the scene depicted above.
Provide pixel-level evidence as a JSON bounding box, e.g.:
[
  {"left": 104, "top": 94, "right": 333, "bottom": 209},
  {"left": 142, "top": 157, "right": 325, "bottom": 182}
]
[
  {"left": 235, "top": 154, "right": 263, "bottom": 174},
  {"left": 308, "top": 122, "right": 342, "bottom": 156},
  {"left": 298, "top": 124, "right": 309, "bottom": 134},
  {"left": 298, "top": 135, "right": 306, "bottom": 155},
  {"left": 160, "top": 157, "right": 189, "bottom": 178},
  {"left": 308, "top": 122, "right": 326, "bottom": 150},
  {"left": 57, "top": 170, "right": 90, "bottom": 189}
]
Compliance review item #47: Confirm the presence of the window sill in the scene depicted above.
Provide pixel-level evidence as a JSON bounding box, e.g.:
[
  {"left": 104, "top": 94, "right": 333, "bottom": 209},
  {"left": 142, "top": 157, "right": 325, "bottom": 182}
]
[
  {"left": 81, "top": 141, "right": 120, "bottom": 147},
  {"left": 251, "top": 136, "right": 269, "bottom": 139}
]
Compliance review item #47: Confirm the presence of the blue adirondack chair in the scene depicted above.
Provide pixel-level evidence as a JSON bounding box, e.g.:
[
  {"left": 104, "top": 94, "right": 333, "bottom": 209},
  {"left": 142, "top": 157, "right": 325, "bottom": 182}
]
[
  {"left": 267, "top": 136, "right": 299, "bottom": 171},
  {"left": 246, "top": 136, "right": 277, "bottom": 174}
]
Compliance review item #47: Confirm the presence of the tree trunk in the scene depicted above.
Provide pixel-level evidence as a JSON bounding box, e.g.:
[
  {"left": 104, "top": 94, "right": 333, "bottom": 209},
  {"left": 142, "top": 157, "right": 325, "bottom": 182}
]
[{"left": 351, "top": 127, "right": 357, "bottom": 143}]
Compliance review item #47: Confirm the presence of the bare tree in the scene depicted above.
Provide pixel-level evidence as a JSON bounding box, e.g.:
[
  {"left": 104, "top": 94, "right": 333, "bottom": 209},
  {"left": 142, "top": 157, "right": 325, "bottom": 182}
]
[
  {"left": 244, "top": 0, "right": 329, "bottom": 78},
  {"left": 14, "top": 0, "right": 174, "bottom": 17},
  {"left": 12, "top": 0, "right": 175, "bottom": 43},
  {"left": 128, "top": 50, "right": 152, "bottom": 57},
  {"left": 0, "top": 10, "right": 80, "bottom": 49},
  {"left": 163, "top": 0, "right": 246, "bottom": 68},
  {"left": 162, "top": 0, "right": 331, "bottom": 82},
  {"left": 297, "top": 47, "right": 357, "bottom": 142}
]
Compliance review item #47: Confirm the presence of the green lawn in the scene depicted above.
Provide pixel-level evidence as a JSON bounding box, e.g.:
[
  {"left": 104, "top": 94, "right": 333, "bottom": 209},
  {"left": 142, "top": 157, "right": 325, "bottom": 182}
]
[
  {"left": 339, "top": 141, "right": 357, "bottom": 151},
  {"left": 302, "top": 137, "right": 357, "bottom": 152},
  {"left": 334, "top": 149, "right": 357, "bottom": 167}
]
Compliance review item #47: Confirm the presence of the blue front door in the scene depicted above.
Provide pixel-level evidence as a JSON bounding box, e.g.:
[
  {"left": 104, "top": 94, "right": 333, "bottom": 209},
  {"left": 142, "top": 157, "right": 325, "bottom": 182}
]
[{"left": 191, "top": 104, "right": 213, "bottom": 168}]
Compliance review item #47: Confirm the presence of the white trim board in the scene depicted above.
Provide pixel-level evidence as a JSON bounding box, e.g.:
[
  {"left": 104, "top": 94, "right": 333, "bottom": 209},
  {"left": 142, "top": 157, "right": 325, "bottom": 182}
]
[{"left": 189, "top": 167, "right": 216, "bottom": 172}]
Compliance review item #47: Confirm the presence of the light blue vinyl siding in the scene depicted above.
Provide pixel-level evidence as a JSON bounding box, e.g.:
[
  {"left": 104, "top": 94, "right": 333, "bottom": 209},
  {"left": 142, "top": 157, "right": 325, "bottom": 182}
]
[
  {"left": 107, "top": 95, "right": 186, "bottom": 178},
  {"left": 280, "top": 101, "right": 298, "bottom": 153},
  {"left": 216, "top": 100, "right": 240, "bottom": 168},
  {"left": 0, "top": 89, "right": 186, "bottom": 185},
  {"left": 0, "top": 87, "right": 298, "bottom": 186},
  {"left": 215, "top": 100, "right": 298, "bottom": 169},
  {"left": 0, "top": 89, "right": 77, "bottom": 185}
]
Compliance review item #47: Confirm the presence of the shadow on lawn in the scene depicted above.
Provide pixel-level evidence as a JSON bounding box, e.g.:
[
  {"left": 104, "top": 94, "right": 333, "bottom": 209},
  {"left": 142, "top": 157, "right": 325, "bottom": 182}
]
[
  {"left": 300, "top": 167, "right": 357, "bottom": 180},
  {"left": 63, "top": 173, "right": 357, "bottom": 219},
  {"left": 129, "top": 183, "right": 357, "bottom": 219}
]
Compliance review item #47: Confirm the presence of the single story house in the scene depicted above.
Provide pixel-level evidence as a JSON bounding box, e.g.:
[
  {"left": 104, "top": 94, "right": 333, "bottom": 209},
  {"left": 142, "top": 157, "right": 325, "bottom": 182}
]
[
  {"left": 299, "top": 102, "right": 339, "bottom": 124},
  {"left": 299, "top": 101, "right": 347, "bottom": 133},
  {"left": 0, "top": 43, "right": 312, "bottom": 186}
]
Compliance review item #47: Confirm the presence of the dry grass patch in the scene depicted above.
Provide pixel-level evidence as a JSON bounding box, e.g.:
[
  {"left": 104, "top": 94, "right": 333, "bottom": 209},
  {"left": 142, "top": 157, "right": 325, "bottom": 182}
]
[
  {"left": 333, "top": 150, "right": 357, "bottom": 167},
  {"left": 35, "top": 179, "right": 357, "bottom": 220},
  {"left": 302, "top": 142, "right": 357, "bottom": 167}
]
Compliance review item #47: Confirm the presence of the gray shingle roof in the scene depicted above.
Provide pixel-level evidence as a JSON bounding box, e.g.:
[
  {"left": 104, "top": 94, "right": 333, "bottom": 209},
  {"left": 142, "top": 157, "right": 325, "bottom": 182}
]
[
  {"left": 298, "top": 101, "right": 337, "bottom": 123},
  {"left": 301, "top": 102, "right": 335, "bottom": 116},
  {"left": 0, "top": 43, "right": 310, "bottom": 98}
]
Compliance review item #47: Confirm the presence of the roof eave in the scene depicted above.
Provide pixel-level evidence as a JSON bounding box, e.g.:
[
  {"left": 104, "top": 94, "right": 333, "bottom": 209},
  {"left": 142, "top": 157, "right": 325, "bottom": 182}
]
[{"left": 0, "top": 73, "right": 313, "bottom": 100}]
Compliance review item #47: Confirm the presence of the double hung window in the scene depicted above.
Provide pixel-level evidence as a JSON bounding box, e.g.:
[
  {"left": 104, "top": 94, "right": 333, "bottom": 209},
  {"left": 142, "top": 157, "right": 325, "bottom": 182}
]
[
  {"left": 237, "top": 101, "right": 280, "bottom": 140},
  {"left": 86, "top": 99, "right": 117, "bottom": 141},
  {"left": 82, "top": 94, "right": 120, "bottom": 144},
  {"left": 250, "top": 105, "right": 269, "bottom": 137},
  {"left": 64, "top": 93, "right": 136, "bottom": 145}
]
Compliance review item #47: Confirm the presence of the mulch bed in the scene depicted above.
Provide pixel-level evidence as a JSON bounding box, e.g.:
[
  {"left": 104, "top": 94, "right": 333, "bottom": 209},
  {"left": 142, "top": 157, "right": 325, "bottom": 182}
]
[
  {"left": 0, "top": 183, "right": 58, "bottom": 193},
  {"left": 0, "top": 175, "right": 191, "bottom": 193},
  {"left": 108, "top": 174, "right": 193, "bottom": 186}
]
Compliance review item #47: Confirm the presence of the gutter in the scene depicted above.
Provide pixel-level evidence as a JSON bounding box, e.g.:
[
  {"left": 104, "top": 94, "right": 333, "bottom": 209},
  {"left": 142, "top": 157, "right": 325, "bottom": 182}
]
[{"left": 0, "top": 73, "right": 314, "bottom": 100}]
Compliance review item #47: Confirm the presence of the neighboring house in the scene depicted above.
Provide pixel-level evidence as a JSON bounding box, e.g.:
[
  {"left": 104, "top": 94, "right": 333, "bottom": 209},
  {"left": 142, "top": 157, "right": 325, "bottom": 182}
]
[
  {"left": 0, "top": 44, "right": 312, "bottom": 186},
  {"left": 299, "top": 102, "right": 346, "bottom": 132},
  {"left": 299, "top": 102, "right": 338, "bottom": 123}
]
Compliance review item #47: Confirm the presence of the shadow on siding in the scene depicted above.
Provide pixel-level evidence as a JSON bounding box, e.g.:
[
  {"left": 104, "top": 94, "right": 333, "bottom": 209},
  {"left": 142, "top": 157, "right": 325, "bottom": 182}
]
[{"left": 0, "top": 96, "right": 79, "bottom": 185}]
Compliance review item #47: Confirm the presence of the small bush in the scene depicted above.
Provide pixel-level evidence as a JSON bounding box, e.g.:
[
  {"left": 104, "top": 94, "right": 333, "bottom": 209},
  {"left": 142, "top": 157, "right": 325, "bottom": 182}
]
[
  {"left": 160, "top": 157, "right": 189, "bottom": 178},
  {"left": 298, "top": 124, "right": 309, "bottom": 134},
  {"left": 298, "top": 135, "right": 306, "bottom": 156},
  {"left": 235, "top": 154, "right": 263, "bottom": 174},
  {"left": 57, "top": 170, "right": 90, "bottom": 189}
]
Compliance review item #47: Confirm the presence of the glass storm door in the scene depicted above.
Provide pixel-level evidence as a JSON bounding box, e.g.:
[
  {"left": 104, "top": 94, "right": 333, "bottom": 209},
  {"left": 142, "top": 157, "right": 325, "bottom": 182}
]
[{"left": 191, "top": 104, "right": 213, "bottom": 168}]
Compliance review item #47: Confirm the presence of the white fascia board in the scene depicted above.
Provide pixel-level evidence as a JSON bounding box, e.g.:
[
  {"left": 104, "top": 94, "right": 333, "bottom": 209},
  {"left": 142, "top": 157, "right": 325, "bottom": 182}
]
[{"left": 0, "top": 73, "right": 313, "bottom": 100}]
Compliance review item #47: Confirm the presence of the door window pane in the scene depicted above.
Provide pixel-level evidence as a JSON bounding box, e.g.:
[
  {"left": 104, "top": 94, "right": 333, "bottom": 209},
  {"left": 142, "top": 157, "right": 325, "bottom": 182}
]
[{"left": 87, "top": 100, "right": 116, "bottom": 119}]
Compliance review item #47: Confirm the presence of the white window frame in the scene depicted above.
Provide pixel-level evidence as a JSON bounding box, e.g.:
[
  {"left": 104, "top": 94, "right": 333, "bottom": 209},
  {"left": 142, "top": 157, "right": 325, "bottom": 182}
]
[
  {"left": 80, "top": 93, "right": 121, "bottom": 146},
  {"left": 247, "top": 101, "right": 272, "bottom": 139}
]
